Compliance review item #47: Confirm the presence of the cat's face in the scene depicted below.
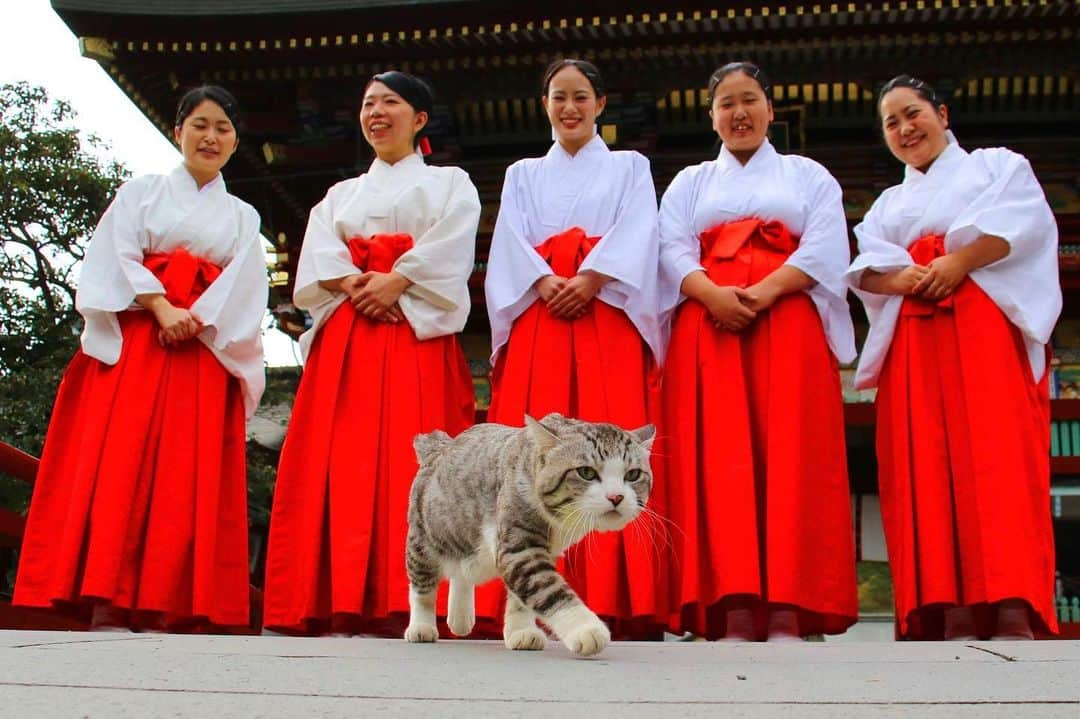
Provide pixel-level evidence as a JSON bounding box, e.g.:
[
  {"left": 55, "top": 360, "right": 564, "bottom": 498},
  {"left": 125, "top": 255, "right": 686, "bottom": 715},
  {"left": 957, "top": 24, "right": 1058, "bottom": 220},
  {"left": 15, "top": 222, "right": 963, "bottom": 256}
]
[{"left": 526, "top": 413, "right": 655, "bottom": 533}]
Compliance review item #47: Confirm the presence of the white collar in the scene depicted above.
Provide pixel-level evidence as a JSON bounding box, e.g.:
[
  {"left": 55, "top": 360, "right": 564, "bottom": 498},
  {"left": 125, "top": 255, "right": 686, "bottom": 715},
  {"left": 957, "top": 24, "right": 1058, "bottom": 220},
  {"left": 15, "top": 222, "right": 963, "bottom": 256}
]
[
  {"left": 546, "top": 133, "right": 608, "bottom": 165},
  {"left": 716, "top": 138, "right": 777, "bottom": 172},
  {"left": 903, "top": 132, "right": 967, "bottom": 182},
  {"left": 171, "top": 164, "right": 225, "bottom": 196},
  {"left": 368, "top": 151, "right": 425, "bottom": 179}
]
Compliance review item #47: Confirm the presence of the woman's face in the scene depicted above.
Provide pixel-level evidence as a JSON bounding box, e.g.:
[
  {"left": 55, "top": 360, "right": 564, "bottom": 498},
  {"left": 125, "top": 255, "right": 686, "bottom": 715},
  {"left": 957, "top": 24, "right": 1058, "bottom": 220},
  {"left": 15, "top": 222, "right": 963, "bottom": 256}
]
[
  {"left": 360, "top": 81, "right": 427, "bottom": 162},
  {"left": 543, "top": 66, "right": 606, "bottom": 152},
  {"left": 879, "top": 86, "right": 950, "bottom": 173},
  {"left": 173, "top": 100, "right": 238, "bottom": 183},
  {"left": 710, "top": 71, "right": 773, "bottom": 160}
]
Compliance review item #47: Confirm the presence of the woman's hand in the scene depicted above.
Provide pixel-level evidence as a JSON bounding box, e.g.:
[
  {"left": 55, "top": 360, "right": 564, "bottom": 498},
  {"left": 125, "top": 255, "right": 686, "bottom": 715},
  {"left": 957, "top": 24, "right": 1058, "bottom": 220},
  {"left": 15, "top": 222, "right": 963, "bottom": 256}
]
[
  {"left": 534, "top": 274, "right": 567, "bottom": 303},
  {"left": 702, "top": 285, "right": 758, "bottom": 331},
  {"left": 914, "top": 254, "right": 969, "bottom": 301},
  {"left": 741, "top": 281, "right": 783, "bottom": 313},
  {"left": 547, "top": 271, "right": 609, "bottom": 319},
  {"left": 860, "top": 265, "right": 930, "bottom": 296},
  {"left": 352, "top": 271, "right": 412, "bottom": 319},
  {"left": 149, "top": 300, "right": 202, "bottom": 345}
]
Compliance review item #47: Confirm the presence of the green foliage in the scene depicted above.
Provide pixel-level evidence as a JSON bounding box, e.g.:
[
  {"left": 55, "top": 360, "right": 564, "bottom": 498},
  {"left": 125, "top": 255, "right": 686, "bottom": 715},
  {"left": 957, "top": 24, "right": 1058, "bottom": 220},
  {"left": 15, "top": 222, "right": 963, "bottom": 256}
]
[
  {"left": 0, "top": 82, "right": 129, "bottom": 458},
  {"left": 856, "top": 560, "right": 895, "bottom": 614},
  {"left": 247, "top": 366, "right": 300, "bottom": 532}
]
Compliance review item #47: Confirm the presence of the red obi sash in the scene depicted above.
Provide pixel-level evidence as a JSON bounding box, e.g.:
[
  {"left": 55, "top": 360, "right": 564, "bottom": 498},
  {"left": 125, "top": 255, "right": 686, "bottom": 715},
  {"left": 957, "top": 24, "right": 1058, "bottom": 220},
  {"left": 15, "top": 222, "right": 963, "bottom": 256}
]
[
  {"left": 901, "top": 234, "right": 954, "bottom": 316},
  {"left": 347, "top": 233, "right": 414, "bottom": 272},
  {"left": 534, "top": 227, "right": 600, "bottom": 275},
  {"left": 699, "top": 219, "right": 798, "bottom": 286},
  {"left": 142, "top": 249, "right": 222, "bottom": 310}
]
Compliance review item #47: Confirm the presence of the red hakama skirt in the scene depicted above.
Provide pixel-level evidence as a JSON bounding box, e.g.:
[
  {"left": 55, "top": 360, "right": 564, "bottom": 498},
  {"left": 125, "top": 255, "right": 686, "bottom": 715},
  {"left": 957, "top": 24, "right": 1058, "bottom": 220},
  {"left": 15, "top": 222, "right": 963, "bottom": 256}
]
[
  {"left": 661, "top": 218, "right": 858, "bottom": 639},
  {"left": 483, "top": 227, "right": 668, "bottom": 638},
  {"left": 14, "top": 249, "right": 251, "bottom": 629},
  {"left": 262, "top": 234, "right": 475, "bottom": 636},
  {"left": 876, "top": 234, "right": 1058, "bottom": 639}
]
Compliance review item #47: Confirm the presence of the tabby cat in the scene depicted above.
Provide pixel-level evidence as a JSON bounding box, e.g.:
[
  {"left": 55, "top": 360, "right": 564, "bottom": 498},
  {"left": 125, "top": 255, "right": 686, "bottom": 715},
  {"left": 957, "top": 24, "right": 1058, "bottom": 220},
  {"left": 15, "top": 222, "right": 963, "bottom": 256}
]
[{"left": 404, "top": 412, "right": 655, "bottom": 657}]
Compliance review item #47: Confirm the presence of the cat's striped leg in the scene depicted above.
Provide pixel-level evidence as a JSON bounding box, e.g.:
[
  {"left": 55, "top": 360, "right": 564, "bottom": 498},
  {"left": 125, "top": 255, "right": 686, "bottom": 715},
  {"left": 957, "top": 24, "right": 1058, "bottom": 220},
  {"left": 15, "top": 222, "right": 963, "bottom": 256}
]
[
  {"left": 503, "top": 590, "right": 547, "bottom": 651},
  {"left": 404, "top": 531, "right": 440, "bottom": 643},
  {"left": 500, "top": 546, "right": 609, "bottom": 657},
  {"left": 446, "top": 577, "right": 475, "bottom": 637}
]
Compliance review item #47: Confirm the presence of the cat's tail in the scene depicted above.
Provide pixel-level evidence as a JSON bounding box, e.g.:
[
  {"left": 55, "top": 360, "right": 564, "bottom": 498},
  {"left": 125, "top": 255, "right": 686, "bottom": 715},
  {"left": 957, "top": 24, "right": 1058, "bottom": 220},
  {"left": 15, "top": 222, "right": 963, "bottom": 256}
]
[{"left": 413, "top": 429, "right": 453, "bottom": 465}]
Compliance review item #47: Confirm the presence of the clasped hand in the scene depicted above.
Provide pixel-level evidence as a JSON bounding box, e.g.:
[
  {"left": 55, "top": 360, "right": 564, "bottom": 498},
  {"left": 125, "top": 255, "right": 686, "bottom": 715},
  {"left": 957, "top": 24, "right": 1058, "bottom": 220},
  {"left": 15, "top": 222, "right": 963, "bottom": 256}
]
[
  {"left": 884, "top": 254, "right": 969, "bottom": 300},
  {"left": 341, "top": 271, "right": 407, "bottom": 322},
  {"left": 153, "top": 303, "right": 203, "bottom": 346},
  {"left": 537, "top": 272, "right": 607, "bottom": 319}
]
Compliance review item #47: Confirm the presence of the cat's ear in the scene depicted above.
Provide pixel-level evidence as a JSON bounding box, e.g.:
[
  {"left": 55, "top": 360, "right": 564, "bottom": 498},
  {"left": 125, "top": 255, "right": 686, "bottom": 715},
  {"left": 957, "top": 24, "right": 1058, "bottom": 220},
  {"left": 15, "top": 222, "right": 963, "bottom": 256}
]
[
  {"left": 630, "top": 424, "right": 656, "bottom": 452},
  {"left": 525, "top": 414, "right": 560, "bottom": 452}
]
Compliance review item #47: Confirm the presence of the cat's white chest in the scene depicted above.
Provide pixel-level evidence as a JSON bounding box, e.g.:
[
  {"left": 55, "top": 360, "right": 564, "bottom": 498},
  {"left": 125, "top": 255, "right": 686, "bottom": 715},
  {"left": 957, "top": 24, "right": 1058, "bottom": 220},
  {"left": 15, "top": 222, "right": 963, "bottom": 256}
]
[{"left": 444, "top": 523, "right": 499, "bottom": 586}]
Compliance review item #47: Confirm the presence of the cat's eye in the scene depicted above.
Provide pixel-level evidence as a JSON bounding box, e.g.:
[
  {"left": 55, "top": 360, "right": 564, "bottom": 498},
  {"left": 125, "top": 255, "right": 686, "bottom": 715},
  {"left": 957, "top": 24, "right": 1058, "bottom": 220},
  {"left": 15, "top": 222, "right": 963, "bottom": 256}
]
[
  {"left": 625, "top": 469, "right": 643, "bottom": 482},
  {"left": 576, "top": 466, "right": 599, "bottom": 481}
]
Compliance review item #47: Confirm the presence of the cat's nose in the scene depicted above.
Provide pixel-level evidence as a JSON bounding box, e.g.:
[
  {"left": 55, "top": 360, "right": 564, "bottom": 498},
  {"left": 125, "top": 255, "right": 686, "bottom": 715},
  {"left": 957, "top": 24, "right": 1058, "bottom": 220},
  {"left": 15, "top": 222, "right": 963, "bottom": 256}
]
[{"left": 607, "top": 494, "right": 624, "bottom": 507}]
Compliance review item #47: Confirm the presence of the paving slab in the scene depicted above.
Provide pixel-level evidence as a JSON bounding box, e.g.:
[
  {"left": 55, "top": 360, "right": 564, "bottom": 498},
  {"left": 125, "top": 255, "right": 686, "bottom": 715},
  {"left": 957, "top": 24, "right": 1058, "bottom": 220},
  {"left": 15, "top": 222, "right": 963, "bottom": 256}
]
[{"left": 1, "top": 631, "right": 1077, "bottom": 718}]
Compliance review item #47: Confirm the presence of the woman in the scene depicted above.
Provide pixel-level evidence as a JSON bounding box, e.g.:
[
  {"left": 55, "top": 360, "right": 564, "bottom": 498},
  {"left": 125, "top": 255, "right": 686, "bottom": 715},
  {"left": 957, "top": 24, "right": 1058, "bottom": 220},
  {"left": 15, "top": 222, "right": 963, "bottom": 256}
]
[
  {"left": 263, "top": 71, "right": 480, "bottom": 636},
  {"left": 658, "top": 62, "right": 858, "bottom": 641},
  {"left": 14, "top": 86, "right": 268, "bottom": 632},
  {"left": 847, "top": 75, "right": 1060, "bottom": 640},
  {"left": 482, "top": 59, "right": 667, "bottom": 637}
]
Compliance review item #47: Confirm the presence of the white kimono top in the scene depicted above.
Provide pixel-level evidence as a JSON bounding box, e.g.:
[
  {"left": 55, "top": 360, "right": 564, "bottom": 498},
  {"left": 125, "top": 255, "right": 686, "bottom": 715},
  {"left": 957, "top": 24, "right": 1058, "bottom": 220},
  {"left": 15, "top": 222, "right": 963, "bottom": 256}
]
[
  {"left": 484, "top": 135, "right": 663, "bottom": 362},
  {"left": 846, "top": 139, "right": 1060, "bottom": 387},
  {"left": 293, "top": 153, "right": 481, "bottom": 360},
  {"left": 658, "top": 139, "right": 857, "bottom": 363},
  {"left": 77, "top": 165, "right": 268, "bottom": 417}
]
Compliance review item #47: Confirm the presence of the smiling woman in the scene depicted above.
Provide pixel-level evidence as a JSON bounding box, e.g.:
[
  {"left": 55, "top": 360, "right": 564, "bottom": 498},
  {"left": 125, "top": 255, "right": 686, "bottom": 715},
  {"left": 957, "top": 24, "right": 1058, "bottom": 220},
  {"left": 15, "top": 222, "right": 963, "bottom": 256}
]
[
  {"left": 656, "top": 61, "right": 858, "bottom": 643},
  {"left": 847, "top": 74, "right": 1062, "bottom": 641},
  {"left": 262, "top": 70, "right": 482, "bottom": 637},
  {"left": 480, "top": 57, "right": 670, "bottom": 641}
]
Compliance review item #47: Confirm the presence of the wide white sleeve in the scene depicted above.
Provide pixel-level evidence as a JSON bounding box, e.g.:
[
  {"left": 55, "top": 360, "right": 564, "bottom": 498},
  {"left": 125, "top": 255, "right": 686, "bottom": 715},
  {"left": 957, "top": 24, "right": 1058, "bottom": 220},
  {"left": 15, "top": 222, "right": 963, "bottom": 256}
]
[
  {"left": 848, "top": 198, "right": 908, "bottom": 388},
  {"left": 657, "top": 168, "right": 705, "bottom": 317},
  {"left": 578, "top": 154, "right": 658, "bottom": 293},
  {"left": 846, "top": 194, "right": 913, "bottom": 287},
  {"left": 786, "top": 166, "right": 850, "bottom": 304},
  {"left": 189, "top": 205, "right": 269, "bottom": 415},
  {"left": 76, "top": 179, "right": 166, "bottom": 364},
  {"left": 579, "top": 153, "right": 663, "bottom": 360},
  {"left": 394, "top": 169, "right": 480, "bottom": 312},
  {"left": 292, "top": 189, "right": 355, "bottom": 313},
  {"left": 950, "top": 148, "right": 1061, "bottom": 346},
  {"left": 484, "top": 163, "right": 553, "bottom": 332},
  {"left": 785, "top": 165, "right": 857, "bottom": 363}
]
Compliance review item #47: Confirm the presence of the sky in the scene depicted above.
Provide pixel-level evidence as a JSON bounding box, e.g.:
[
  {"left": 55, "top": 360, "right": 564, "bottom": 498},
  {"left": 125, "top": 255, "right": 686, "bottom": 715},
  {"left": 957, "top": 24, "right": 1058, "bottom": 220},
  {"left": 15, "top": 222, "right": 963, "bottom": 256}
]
[{"left": 0, "top": 0, "right": 302, "bottom": 366}]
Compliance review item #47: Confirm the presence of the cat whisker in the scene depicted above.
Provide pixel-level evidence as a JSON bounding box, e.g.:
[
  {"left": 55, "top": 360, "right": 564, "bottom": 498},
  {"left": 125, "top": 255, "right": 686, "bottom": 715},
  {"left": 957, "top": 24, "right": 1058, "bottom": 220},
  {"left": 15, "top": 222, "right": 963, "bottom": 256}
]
[
  {"left": 626, "top": 513, "right": 664, "bottom": 568},
  {"left": 637, "top": 505, "right": 684, "bottom": 572}
]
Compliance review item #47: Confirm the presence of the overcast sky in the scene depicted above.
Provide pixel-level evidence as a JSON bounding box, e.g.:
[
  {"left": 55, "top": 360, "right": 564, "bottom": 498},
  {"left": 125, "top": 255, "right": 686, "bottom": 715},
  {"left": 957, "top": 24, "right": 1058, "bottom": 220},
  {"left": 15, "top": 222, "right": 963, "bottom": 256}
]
[{"left": 1, "top": 1, "right": 301, "bottom": 366}]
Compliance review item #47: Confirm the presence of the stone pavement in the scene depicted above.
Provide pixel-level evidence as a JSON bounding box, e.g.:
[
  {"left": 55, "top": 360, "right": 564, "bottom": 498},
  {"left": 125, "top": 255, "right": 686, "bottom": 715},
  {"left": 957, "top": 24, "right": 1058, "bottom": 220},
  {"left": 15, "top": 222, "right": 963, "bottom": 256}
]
[{"left": 1, "top": 631, "right": 1078, "bottom": 717}]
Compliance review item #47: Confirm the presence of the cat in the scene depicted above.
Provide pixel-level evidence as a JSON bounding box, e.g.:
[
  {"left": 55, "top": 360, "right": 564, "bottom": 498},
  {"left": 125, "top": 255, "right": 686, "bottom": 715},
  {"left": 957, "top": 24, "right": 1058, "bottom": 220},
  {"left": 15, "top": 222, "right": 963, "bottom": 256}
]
[{"left": 403, "top": 412, "right": 655, "bottom": 657}]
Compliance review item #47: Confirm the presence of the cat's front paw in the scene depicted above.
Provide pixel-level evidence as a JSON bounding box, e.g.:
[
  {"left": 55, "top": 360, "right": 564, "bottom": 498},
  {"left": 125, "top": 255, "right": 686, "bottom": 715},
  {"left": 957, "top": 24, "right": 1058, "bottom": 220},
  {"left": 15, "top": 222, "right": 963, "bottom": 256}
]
[
  {"left": 505, "top": 627, "right": 548, "bottom": 651},
  {"left": 561, "top": 619, "right": 610, "bottom": 657},
  {"left": 404, "top": 623, "right": 438, "bottom": 643}
]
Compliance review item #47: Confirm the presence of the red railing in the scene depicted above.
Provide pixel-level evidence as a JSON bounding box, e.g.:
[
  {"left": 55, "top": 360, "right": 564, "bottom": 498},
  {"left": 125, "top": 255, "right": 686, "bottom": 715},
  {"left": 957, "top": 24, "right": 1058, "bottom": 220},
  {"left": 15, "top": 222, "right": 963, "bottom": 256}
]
[{"left": 0, "top": 441, "right": 35, "bottom": 550}]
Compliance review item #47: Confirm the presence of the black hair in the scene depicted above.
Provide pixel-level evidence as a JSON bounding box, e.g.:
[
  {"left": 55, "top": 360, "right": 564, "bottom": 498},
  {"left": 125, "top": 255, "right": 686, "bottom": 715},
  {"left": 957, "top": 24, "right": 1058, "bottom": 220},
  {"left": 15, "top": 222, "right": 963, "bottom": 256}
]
[
  {"left": 876, "top": 74, "right": 945, "bottom": 117},
  {"left": 707, "top": 62, "right": 773, "bottom": 106},
  {"left": 175, "top": 85, "right": 241, "bottom": 128},
  {"left": 541, "top": 58, "right": 606, "bottom": 98},
  {"left": 365, "top": 71, "right": 434, "bottom": 147}
]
